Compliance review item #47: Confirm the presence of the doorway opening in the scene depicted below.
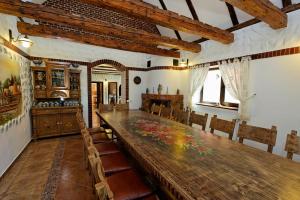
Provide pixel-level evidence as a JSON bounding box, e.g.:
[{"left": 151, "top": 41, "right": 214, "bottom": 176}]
[{"left": 88, "top": 60, "right": 128, "bottom": 127}]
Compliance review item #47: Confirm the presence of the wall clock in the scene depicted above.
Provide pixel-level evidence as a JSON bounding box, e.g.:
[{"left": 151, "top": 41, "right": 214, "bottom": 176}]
[{"left": 134, "top": 76, "right": 141, "bottom": 85}]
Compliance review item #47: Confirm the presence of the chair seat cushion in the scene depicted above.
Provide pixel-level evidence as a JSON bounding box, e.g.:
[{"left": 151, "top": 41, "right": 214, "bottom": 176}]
[
  {"left": 91, "top": 132, "right": 110, "bottom": 143},
  {"left": 94, "top": 143, "right": 120, "bottom": 156},
  {"left": 107, "top": 170, "right": 153, "bottom": 200},
  {"left": 101, "top": 152, "right": 132, "bottom": 175}
]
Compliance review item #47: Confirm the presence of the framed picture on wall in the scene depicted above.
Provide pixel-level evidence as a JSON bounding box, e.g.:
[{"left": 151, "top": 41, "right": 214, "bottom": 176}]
[{"left": 108, "top": 82, "right": 117, "bottom": 104}]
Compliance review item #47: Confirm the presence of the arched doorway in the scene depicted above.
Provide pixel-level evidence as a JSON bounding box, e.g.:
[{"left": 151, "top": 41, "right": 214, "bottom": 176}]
[{"left": 88, "top": 59, "right": 129, "bottom": 127}]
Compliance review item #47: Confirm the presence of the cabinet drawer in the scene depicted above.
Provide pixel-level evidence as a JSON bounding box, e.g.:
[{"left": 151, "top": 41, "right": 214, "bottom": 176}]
[
  {"left": 61, "top": 113, "right": 80, "bottom": 133},
  {"left": 36, "top": 114, "right": 60, "bottom": 136},
  {"left": 32, "top": 108, "right": 60, "bottom": 115},
  {"left": 60, "top": 108, "right": 79, "bottom": 113}
]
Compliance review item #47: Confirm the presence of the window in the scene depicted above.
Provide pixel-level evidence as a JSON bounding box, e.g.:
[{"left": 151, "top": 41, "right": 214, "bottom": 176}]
[{"left": 200, "top": 68, "right": 239, "bottom": 109}]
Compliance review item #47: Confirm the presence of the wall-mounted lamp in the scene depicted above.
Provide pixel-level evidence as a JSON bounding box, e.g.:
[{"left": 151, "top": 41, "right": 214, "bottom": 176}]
[
  {"left": 9, "top": 29, "right": 33, "bottom": 48},
  {"left": 180, "top": 58, "right": 189, "bottom": 67}
]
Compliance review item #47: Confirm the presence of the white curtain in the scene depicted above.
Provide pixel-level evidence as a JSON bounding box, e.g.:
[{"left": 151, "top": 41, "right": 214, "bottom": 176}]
[
  {"left": 219, "top": 57, "right": 251, "bottom": 120},
  {"left": 188, "top": 64, "right": 209, "bottom": 107}
]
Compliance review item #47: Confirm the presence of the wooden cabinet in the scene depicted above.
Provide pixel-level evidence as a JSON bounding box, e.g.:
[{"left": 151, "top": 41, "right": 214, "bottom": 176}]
[
  {"left": 69, "top": 69, "right": 81, "bottom": 99},
  {"left": 47, "top": 64, "right": 70, "bottom": 98},
  {"left": 31, "top": 63, "right": 82, "bottom": 139},
  {"left": 31, "top": 64, "right": 81, "bottom": 99},
  {"left": 32, "top": 67, "right": 47, "bottom": 99},
  {"left": 141, "top": 94, "right": 184, "bottom": 112},
  {"left": 31, "top": 107, "right": 81, "bottom": 139}
]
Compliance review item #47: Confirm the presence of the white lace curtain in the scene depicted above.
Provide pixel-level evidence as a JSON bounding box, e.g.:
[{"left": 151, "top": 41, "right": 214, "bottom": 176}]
[
  {"left": 188, "top": 64, "right": 210, "bottom": 107},
  {"left": 219, "top": 57, "right": 251, "bottom": 120}
]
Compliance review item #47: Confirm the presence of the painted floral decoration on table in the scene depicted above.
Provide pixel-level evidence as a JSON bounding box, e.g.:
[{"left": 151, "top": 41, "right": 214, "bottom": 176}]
[{"left": 125, "top": 117, "right": 213, "bottom": 159}]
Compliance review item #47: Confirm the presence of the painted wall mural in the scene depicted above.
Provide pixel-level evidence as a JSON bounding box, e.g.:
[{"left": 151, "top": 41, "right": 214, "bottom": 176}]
[{"left": 0, "top": 45, "right": 32, "bottom": 132}]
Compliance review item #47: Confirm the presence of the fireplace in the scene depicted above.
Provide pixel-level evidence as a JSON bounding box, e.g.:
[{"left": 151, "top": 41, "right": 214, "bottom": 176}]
[{"left": 141, "top": 94, "right": 184, "bottom": 112}]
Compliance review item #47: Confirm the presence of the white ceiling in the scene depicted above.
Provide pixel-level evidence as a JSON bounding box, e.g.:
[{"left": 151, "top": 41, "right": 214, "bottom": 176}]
[{"left": 143, "top": 0, "right": 297, "bottom": 42}]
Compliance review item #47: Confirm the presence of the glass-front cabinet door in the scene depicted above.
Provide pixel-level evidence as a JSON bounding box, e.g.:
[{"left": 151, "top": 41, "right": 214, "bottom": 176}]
[{"left": 47, "top": 65, "right": 70, "bottom": 90}]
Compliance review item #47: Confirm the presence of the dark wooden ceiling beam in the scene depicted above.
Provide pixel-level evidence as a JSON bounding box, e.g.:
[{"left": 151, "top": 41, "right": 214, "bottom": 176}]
[
  {"left": 193, "top": 3, "right": 300, "bottom": 44},
  {"left": 158, "top": 0, "right": 182, "bottom": 41},
  {"left": 282, "top": 0, "right": 292, "bottom": 7},
  {"left": 81, "top": 0, "right": 234, "bottom": 44},
  {"left": 225, "top": 3, "right": 239, "bottom": 26},
  {"left": 17, "top": 22, "right": 180, "bottom": 58},
  {"left": 0, "top": 0, "right": 200, "bottom": 53},
  {"left": 223, "top": 0, "right": 287, "bottom": 29}
]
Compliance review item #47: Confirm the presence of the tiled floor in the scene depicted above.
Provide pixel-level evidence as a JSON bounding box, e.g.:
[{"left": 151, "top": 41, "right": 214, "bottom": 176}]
[{"left": 0, "top": 136, "right": 96, "bottom": 200}]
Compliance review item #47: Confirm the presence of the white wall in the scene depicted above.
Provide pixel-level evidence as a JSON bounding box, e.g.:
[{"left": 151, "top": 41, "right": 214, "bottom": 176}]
[
  {"left": 146, "top": 69, "right": 190, "bottom": 106},
  {"left": 129, "top": 71, "right": 148, "bottom": 109},
  {"left": 192, "top": 54, "right": 300, "bottom": 162},
  {"left": 0, "top": 114, "right": 32, "bottom": 177},
  {"left": 0, "top": 14, "right": 33, "bottom": 177}
]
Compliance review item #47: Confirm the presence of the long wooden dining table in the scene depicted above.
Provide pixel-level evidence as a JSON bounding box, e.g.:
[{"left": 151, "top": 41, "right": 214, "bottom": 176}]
[{"left": 98, "top": 110, "right": 300, "bottom": 200}]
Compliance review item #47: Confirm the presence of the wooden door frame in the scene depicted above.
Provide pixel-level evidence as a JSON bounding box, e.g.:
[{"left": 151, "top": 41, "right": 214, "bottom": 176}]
[
  {"left": 91, "top": 81, "right": 104, "bottom": 108},
  {"left": 87, "top": 59, "right": 128, "bottom": 128}
]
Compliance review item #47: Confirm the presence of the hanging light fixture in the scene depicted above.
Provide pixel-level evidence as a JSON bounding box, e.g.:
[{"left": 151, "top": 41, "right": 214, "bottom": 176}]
[{"left": 9, "top": 29, "right": 33, "bottom": 48}]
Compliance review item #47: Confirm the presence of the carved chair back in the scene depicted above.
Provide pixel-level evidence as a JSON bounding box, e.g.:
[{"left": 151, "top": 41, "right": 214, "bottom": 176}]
[
  {"left": 151, "top": 103, "right": 162, "bottom": 115},
  {"left": 209, "top": 115, "right": 236, "bottom": 140},
  {"left": 237, "top": 121, "right": 277, "bottom": 153},
  {"left": 88, "top": 145, "right": 114, "bottom": 200},
  {"left": 189, "top": 111, "right": 208, "bottom": 131},
  {"left": 115, "top": 103, "right": 129, "bottom": 111},
  {"left": 99, "top": 103, "right": 114, "bottom": 113},
  {"left": 285, "top": 130, "right": 300, "bottom": 160},
  {"left": 175, "top": 109, "right": 189, "bottom": 125},
  {"left": 160, "top": 106, "right": 173, "bottom": 119}
]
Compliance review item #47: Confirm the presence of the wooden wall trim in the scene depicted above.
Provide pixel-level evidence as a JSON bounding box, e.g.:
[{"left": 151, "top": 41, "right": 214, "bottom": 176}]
[
  {"left": 194, "top": 46, "right": 300, "bottom": 68},
  {"left": 2, "top": 30, "right": 300, "bottom": 71},
  {"left": 0, "top": 35, "right": 30, "bottom": 59}
]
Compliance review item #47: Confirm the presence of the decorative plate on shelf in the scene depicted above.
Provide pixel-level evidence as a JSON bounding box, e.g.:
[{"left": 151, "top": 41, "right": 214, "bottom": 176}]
[{"left": 134, "top": 76, "right": 141, "bottom": 85}]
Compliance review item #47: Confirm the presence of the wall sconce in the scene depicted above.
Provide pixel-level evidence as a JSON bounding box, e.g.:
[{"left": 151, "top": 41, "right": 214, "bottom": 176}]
[
  {"left": 180, "top": 58, "right": 189, "bottom": 67},
  {"left": 9, "top": 29, "right": 33, "bottom": 48}
]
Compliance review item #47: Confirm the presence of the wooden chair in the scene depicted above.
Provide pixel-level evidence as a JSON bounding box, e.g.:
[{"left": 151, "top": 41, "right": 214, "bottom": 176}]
[
  {"left": 115, "top": 103, "right": 129, "bottom": 111},
  {"left": 285, "top": 130, "right": 300, "bottom": 160},
  {"left": 189, "top": 111, "right": 208, "bottom": 131},
  {"left": 237, "top": 121, "right": 277, "bottom": 153},
  {"left": 209, "top": 115, "right": 236, "bottom": 140},
  {"left": 77, "top": 109, "right": 109, "bottom": 143},
  {"left": 151, "top": 103, "right": 162, "bottom": 115},
  {"left": 88, "top": 145, "right": 132, "bottom": 176},
  {"left": 175, "top": 110, "right": 189, "bottom": 125},
  {"left": 99, "top": 103, "right": 114, "bottom": 113},
  {"left": 160, "top": 106, "right": 172, "bottom": 119},
  {"left": 89, "top": 154, "right": 154, "bottom": 200}
]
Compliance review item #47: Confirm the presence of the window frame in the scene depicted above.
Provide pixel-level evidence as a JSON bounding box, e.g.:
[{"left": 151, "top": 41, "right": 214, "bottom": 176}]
[{"left": 199, "top": 68, "right": 239, "bottom": 109}]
